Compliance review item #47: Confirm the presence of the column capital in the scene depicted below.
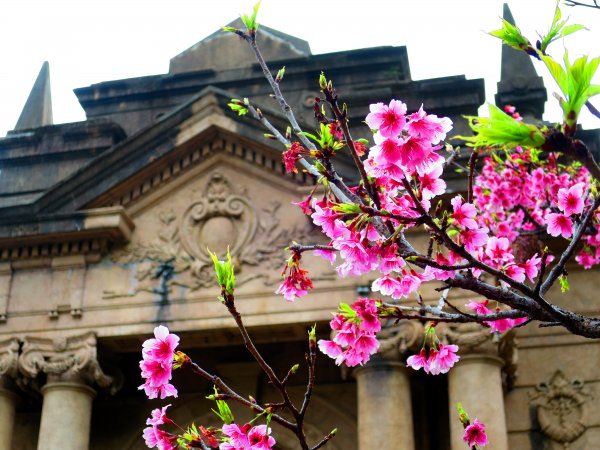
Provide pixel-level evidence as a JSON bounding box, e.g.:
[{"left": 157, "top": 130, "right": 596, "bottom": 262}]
[
  {"left": 18, "top": 332, "right": 117, "bottom": 393},
  {"left": 377, "top": 320, "right": 425, "bottom": 362},
  {"left": 438, "top": 323, "right": 519, "bottom": 390}
]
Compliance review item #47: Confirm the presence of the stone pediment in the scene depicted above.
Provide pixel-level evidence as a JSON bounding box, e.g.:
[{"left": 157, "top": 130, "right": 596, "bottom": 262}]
[
  {"left": 0, "top": 86, "right": 316, "bottom": 258},
  {"left": 102, "top": 152, "right": 320, "bottom": 302}
]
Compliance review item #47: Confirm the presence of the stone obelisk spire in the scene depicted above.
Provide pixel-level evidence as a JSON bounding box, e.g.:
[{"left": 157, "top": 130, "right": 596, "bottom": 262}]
[{"left": 14, "top": 61, "right": 53, "bottom": 131}]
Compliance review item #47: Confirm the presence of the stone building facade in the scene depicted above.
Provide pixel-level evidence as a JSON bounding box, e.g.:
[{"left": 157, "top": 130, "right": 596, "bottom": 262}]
[{"left": 1, "top": 7, "right": 600, "bottom": 450}]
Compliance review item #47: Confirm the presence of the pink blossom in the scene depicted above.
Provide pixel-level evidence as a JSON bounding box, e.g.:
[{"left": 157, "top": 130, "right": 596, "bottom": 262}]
[
  {"left": 365, "top": 99, "right": 407, "bottom": 137},
  {"left": 463, "top": 419, "right": 489, "bottom": 447},
  {"left": 546, "top": 213, "right": 573, "bottom": 238},
  {"left": 352, "top": 298, "right": 381, "bottom": 333},
  {"left": 143, "top": 426, "right": 176, "bottom": 450},
  {"left": 557, "top": 183, "right": 585, "bottom": 216},
  {"left": 406, "top": 105, "right": 453, "bottom": 144},
  {"left": 313, "top": 246, "right": 336, "bottom": 264},
  {"left": 523, "top": 254, "right": 542, "bottom": 282},
  {"left": 505, "top": 263, "right": 526, "bottom": 283},
  {"left": 418, "top": 164, "right": 446, "bottom": 200},
  {"left": 460, "top": 227, "right": 489, "bottom": 253},
  {"left": 465, "top": 300, "right": 491, "bottom": 315},
  {"left": 139, "top": 326, "right": 179, "bottom": 400},
  {"left": 485, "top": 237, "right": 512, "bottom": 263},
  {"left": 146, "top": 405, "right": 172, "bottom": 427},
  {"left": 142, "top": 325, "right": 180, "bottom": 364},
  {"left": 247, "top": 424, "right": 276, "bottom": 449},
  {"left": 406, "top": 349, "right": 430, "bottom": 373},
  {"left": 282, "top": 142, "right": 304, "bottom": 173},
  {"left": 292, "top": 195, "right": 312, "bottom": 215},
  {"left": 319, "top": 300, "right": 381, "bottom": 367},
  {"left": 451, "top": 196, "right": 478, "bottom": 230},
  {"left": 576, "top": 250, "right": 596, "bottom": 269},
  {"left": 428, "top": 344, "right": 460, "bottom": 375}
]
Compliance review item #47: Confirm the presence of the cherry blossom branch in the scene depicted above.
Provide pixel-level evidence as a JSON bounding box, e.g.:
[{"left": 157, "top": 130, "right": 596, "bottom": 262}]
[
  {"left": 289, "top": 244, "right": 337, "bottom": 254},
  {"left": 237, "top": 30, "right": 365, "bottom": 210},
  {"left": 311, "top": 429, "right": 337, "bottom": 450},
  {"left": 383, "top": 302, "right": 527, "bottom": 324},
  {"left": 399, "top": 177, "right": 536, "bottom": 297},
  {"left": 244, "top": 100, "right": 357, "bottom": 205},
  {"left": 564, "top": 0, "right": 600, "bottom": 9},
  {"left": 222, "top": 296, "right": 320, "bottom": 450},
  {"left": 321, "top": 83, "right": 382, "bottom": 209},
  {"left": 542, "top": 129, "right": 600, "bottom": 181},
  {"left": 187, "top": 361, "right": 297, "bottom": 431},
  {"left": 467, "top": 149, "right": 479, "bottom": 204},
  {"left": 540, "top": 193, "right": 600, "bottom": 295},
  {"left": 586, "top": 100, "right": 600, "bottom": 119}
]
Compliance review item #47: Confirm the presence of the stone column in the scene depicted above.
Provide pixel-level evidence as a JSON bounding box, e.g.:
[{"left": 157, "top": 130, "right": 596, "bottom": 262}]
[
  {"left": 18, "top": 332, "right": 116, "bottom": 450},
  {"left": 354, "top": 321, "right": 423, "bottom": 450},
  {"left": 440, "top": 324, "right": 515, "bottom": 450},
  {"left": 0, "top": 338, "right": 20, "bottom": 450}
]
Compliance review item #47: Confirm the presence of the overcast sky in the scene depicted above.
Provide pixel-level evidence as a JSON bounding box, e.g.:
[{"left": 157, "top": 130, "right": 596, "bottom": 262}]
[{"left": 0, "top": 0, "right": 598, "bottom": 136}]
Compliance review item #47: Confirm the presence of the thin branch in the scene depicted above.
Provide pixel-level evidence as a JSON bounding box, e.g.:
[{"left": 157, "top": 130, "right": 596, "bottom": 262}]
[
  {"left": 467, "top": 149, "right": 479, "bottom": 204},
  {"left": 187, "top": 361, "right": 296, "bottom": 431},
  {"left": 586, "top": 100, "right": 600, "bottom": 119},
  {"left": 564, "top": 0, "right": 600, "bottom": 9},
  {"left": 383, "top": 302, "right": 527, "bottom": 324}
]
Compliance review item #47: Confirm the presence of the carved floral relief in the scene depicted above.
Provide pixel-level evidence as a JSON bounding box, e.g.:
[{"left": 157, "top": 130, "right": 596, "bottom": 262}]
[
  {"left": 104, "top": 172, "right": 320, "bottom": 299},
  {"left": 530, "top": 370, "right": 592, "bottom": 448}
]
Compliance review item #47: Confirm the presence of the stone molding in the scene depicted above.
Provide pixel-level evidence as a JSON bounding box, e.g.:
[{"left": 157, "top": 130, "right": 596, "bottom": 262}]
[
  {"left": 530, "top": 370, "right": 592, "bottom": 447},
  {"left": 18, "top": 332, "right": 116, "bottom": 393}
]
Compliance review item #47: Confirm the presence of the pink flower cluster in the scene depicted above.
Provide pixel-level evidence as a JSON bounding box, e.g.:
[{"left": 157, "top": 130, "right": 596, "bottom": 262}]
[
  {"left": 318, "top": 298, "right": 381, "bottom": 367},
  {"left": 465, "top": 300, "right": 527, "bottom": 333},
  {"left": 475, "top": 147, "right": 597, "bottom": 269},
  {"left": 406, "top": 344, "right": 460, "bottom": 375},
  {"left": 220, "top": 423, "right": 276, "bottom": 450},
  {"left": 143, "top": 405, "right": 177, "bottom": 450},
  {"left": 463, "top": 418, "right": 489, "bottom": 447},
  {"left": 139, "top": 325, "right": 179, "bottom": 399},
  {"left": 275, "top": 251, "right": 314, "bottom": 302}
]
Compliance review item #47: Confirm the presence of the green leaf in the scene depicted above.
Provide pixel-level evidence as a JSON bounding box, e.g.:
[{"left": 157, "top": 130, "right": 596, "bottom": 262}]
[
  {"left": 489, "top": 19, "right": 530, "bottom": 52},
  {"left": 222, "top": 26, "right": 238, "bottom": 33},
  {"left": 228, "top": 103, "right": 248, "bottom": 116},
  {"left": 559, "top": 275, "right": 570, "bottom": 293},
  {"left": 456, "top": 104, "right": 545, "bottom": 149},
  {"left": 332, "top": 203, "right": 362, "bottom": 214},
  {"left": 208, "top": 248, "right": 235, "bottom": 295},
  {"left": 240, "top": 1, "right": 261, "bottom": 33}
]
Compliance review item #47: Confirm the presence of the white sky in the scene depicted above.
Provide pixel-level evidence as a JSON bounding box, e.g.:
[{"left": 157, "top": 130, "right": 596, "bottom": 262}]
[{"left": 0, "top": 0, "right": 598, "bottom": 136}]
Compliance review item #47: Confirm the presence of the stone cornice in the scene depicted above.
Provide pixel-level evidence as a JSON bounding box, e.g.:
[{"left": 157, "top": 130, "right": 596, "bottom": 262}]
[{"left": 0, "top": 207, "right": 134, "bottom": 264}]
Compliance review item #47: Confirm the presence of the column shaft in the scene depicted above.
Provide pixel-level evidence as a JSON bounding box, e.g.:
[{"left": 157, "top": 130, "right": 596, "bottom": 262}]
[
  {"left": 356, "top": 361, "right": 415, "bottom": 450},
  {"left": 447, "top": 355, "right": 508, "bottom": 450},
  {"left": 0, "top": 387, "right": 17, "bottom": 450},
  {"left": 37, "top": 381, "right": 96, "bottom": 450}
]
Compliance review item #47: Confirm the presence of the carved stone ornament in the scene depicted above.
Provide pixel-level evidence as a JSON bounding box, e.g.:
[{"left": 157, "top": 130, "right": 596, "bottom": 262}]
[
  {"left": 18, "top": 332, "right": 116, "bottom": 392},
  {"left": 106, "top": 172, "right": 322, "bottom": 299},
  {"left": 437, "top": 322, "right": 500, "bottom": 355},
  {"left": 0, "top": 337, "right": 19, "bottom": 380},
  {"left": 530, "top": 370, "right": 592, "bottom": 447},
  {"left": 377, "top": 320, "right": 425, "bottom": 360}
]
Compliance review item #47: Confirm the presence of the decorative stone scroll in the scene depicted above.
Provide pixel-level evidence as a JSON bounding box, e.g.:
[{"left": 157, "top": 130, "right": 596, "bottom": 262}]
[
  {"left": 18, "top": 332, "right": 116, "bottom": 393},
  {"left": 106, "top": 172, "right": 319, "bottom": 299},
  {"left": 377, "top": 320, "right": 425, "bottom": 359},
  {"left": 0, "top": 338, "right": 19, "bottom": 381},
  {"left": 530, "top": 370, "right": 592, "bottom": 448}
]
